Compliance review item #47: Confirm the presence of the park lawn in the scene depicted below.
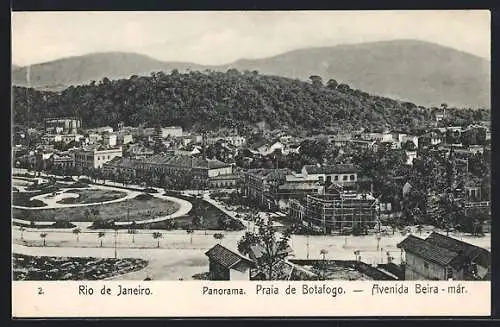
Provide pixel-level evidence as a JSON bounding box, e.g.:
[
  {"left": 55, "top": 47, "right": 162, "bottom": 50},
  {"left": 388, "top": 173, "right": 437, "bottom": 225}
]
[
  {"left": 57, "top": 189, "right": 127, "bottom": 204},
  {"left": 162, "top": 192, "right": 244, "bottom": 231},
  {"left": 12, "top": 192, "right": 47, "bottom": 207},
  {"left": 12, "top": 197, "right": 181, "bottom": 222}
]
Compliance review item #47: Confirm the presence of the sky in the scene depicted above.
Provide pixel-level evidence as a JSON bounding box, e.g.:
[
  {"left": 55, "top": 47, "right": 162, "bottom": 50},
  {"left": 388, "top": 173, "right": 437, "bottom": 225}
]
[{"left": 11, "top": 10, "right": 490, "bottom": 67}]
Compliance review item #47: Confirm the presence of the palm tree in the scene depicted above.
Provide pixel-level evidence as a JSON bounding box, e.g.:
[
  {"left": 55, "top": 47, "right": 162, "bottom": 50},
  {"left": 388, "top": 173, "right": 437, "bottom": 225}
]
[
  {"left": 40, "top": 233, "right": 47, "bottom": 246},
  {"left": 320, "top": 249, "right": 328, "bottom": 280},
  {"left": 19, "top": 226, "right": 26, "bottom": 240},
  {"left": 186, "top": 229, "right": 194, "bottom": 244},
  {"left": 73, "top": 228, "right": 81, "bottom": 242},
  {"left": 128, "top": 222, "right": 137, "bottom": 243},
  {"left": 213, "top": 233, "right": 224, "bottom": 244},
  {"left": 98, "top": 231, "right": 105, "bottom": 247},
  {"left": 152, "top": 232, "right": 162, "bottom": 248}
]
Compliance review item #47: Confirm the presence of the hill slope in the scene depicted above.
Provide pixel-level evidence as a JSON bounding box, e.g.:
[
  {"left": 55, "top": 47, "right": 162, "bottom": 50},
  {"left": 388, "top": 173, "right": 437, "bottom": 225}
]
[
  {"left": 12, "top": 40, "right": 490, "bottom": 108},
  {"left": 12, "top": 70, "right": 487, "bottom": 135},
  {"left": 220, "top": 40, "right": 490, "bottom": 108},
  {"left": 12, "top": 52, "right": 206, "bottom": 91}
]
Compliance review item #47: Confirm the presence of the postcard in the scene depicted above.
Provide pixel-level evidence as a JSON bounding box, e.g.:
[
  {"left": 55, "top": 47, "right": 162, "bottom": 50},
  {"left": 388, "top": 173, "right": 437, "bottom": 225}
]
[{"left": 11, "top": 10, "right": 491, "bottom": 317}]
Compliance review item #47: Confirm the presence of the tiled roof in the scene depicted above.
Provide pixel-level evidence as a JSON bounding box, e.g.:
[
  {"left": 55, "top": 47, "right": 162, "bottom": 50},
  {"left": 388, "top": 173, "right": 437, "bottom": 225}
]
[
  {"left": 425, "top": 232, "right": 490, "bottom": 268},
  {"left": 304, "top": 164, "right": 358, "bottom": 175},
  {"left": 397, "top": 235, "right": 460, "bottom": 268},
  {"left": 205, "top": 244, "right": 254, "bottom": 269}
]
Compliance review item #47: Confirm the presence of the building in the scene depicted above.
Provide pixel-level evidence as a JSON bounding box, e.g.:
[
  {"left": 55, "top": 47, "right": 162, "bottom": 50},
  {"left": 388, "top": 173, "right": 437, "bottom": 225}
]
[
  {"left": 160, "top": 126, "right": 183, "bottom": 138},
  {"left": 102, "top": 153, "right": 233, "bottom": 187},
  {"left": 73, "top": 146, "right": 123, "bottom": 170},
  {"left": 45, "top": 118, "right": 81, "bottom": 134},
  {"left": 205, "top": 244, "right": 255, "bottom": 281},
  {"left": 301, "top": 164, "right": 358, "bottom": 188},
  {"left": 397, "top": 232, "right": 490, "bottom": 281},
  {"left": 102, "top": 133, "right": 117, "bottom": 147},
  {"left": 288, "top": 191, "right": 377, "bottom": 234},
  {"left": 86, "top": 126, "right": 114, "bottom": 134},
  {"left": 48, "top": 153, "right": 73, "bottom": 171},
  {"left": 242, "top": 168, "right": 292, "bottom": 210},
  {"left": 117, "top": 133, "right": 133, "bottom": 145}
]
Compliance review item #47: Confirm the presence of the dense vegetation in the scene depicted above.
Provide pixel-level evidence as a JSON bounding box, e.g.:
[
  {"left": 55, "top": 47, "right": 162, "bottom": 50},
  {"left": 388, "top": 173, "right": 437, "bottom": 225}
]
[{"left": 12, "top": 69, "right": 490, "bottom": 134}]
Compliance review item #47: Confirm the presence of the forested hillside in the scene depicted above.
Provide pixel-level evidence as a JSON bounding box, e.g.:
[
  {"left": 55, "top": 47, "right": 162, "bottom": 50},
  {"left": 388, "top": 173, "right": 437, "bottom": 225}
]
[{"left": 12, "top": 69, "right": 488, "bottom": 134}]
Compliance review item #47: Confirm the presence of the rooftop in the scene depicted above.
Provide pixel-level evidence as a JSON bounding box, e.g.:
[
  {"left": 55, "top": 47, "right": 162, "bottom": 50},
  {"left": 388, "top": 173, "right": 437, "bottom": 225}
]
[
  {"left": 303, "top": 164, "right": 358, "bottom": 175},
  {"left": 205, "top": 244, "right": 254, "bottom": 269}
]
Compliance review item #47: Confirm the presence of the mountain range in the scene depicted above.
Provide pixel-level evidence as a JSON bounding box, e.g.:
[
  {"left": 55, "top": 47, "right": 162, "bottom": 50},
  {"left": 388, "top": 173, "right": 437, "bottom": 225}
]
[{"left": 12, "top": 40, "right": 490, "bottom": 108}]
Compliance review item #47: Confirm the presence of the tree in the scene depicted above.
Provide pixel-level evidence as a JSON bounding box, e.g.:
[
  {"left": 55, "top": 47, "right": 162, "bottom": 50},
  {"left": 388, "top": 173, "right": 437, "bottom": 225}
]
[
  {"left": 98, "top": 231, "right": 105, "bottom": 247},
  {"left": 186, "top": 228, "right": 194, "bottom": 244},
  {"left": 237, "top": 231, "right": 261, "bottom": 255},
  {"left": 319, "top": 249, "right": 328, "bottom": 280},
  {"left": 40, "top": 232, "right": 47, "bottom": 246},
  {"left": 72, "top": 228, "right": 81, "bottom": 242},
  {"left": 309, "top": 75, "right": 323, "bottom": 87},
  {"left": 152, "top": 232, "right": 162, "bottom": 248},
  {"left": 19, "top": 226, "right": 26, "bottom": 240},
  {"left": 213, "top": 233, "right": 224, "bottom": 244},
  {"left": 128, "top": 223, "right": 137, "bottom": 243},
  {"left": 326, "top": 79, "right": 338, "bottom": 90},
  {"left": 237, "top": 217, "right": 292, "bottom": 280}
]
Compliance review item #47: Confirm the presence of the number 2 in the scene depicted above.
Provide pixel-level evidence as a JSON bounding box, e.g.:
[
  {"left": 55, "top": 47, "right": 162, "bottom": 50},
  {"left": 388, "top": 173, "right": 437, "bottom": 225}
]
[{"left": 38, "top": 287, "right": 44, "bottom": 295}]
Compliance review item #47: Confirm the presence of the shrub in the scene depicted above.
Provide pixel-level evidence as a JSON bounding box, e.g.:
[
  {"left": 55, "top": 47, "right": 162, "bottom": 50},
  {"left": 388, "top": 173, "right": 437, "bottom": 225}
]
[{"left": 135, "top": 193, "right": 154, "bottom": 201}]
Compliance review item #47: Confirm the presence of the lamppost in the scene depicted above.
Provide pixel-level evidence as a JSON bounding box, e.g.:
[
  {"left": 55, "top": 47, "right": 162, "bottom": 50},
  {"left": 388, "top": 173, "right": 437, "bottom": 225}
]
[{"left": 376, "top": 233, "right": 381, "bottom": 251}]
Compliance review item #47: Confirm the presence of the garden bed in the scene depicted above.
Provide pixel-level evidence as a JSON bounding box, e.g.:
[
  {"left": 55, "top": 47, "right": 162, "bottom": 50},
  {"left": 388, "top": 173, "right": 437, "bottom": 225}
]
[
  {"left": 56, "top": 189, "right": 127, "bottom": 204},
  {"left": 13, "top": 197, "right": 180, "bottom": 222},
  {"left": 12, "top": 192, "right": 47, "bottom": 207},
  {"left": 13, "top": 253, "right": 148, "bottom": 280},
  {"left": 163, "top": 192, "right": 244, "bottom": 231}
]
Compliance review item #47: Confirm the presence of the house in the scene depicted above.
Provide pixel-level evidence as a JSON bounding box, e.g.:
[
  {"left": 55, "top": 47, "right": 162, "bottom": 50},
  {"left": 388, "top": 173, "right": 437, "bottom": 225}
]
[
  {"left": 86, "top": 126, "right": 114, "bottom": 134},
  {"left": 102, "top": 133, "right": 117, "bottom": 147},
  {"left": 159, "top": 126, "right": 183, "bottom": 138},
  {"left": 301, "top": 164, "right": 358, "bottom": 187},
  {"left": 205, "top": 244, "right": 255, "bottom": 280},
  {"left": 397, "top": 232, "right": 490, "bottom": 281},
  {"left": 45, "top": 118, "right": 81, "bottom": 134},
  {"left": 73, "top": 145, "right": 123, "bottom": 170}
]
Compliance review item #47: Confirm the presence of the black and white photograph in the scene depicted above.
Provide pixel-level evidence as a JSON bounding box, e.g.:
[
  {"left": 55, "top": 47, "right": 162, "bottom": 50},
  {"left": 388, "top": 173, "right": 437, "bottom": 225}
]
[{"left": 11, "top": 11, "right": 491, "bottom": 285}]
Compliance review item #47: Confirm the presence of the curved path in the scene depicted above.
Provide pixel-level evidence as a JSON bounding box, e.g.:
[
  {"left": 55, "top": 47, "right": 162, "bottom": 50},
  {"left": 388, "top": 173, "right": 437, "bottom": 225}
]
[
  {"left": 13, "top": 181, "right": 193, "bottom": 228},
  {"left": 13, "top": 185, "right": 140, "bottom": 210}
]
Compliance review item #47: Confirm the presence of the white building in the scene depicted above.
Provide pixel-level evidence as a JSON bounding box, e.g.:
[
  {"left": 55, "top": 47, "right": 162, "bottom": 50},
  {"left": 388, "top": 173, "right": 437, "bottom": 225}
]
[
  {"left": 160, "top": 126, "right": 183, "bottom": 138},
  {"left": 73, "top": 146, "right": 123, "bottom": 170},
  {"left": 103, "top": 133, "right": 117, "bottom": 147}
]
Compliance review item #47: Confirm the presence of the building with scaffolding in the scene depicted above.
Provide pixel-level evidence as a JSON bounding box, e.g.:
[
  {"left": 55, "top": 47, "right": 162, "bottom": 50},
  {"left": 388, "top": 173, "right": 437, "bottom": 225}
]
[{"left": 289, "top": 190, "right": 378, "bottom": 234}]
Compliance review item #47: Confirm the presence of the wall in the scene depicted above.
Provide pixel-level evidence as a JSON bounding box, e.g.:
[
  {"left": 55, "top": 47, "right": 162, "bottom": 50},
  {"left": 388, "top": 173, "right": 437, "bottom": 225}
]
[
  {"left": 208, "top": 166, "right": 233, "bottom": 178},
  {"left": 229, "top": 268, "right": 250, "bottom": 281},
  {"left": 404, "top": 252, "right": 451, "bottom": 280}
]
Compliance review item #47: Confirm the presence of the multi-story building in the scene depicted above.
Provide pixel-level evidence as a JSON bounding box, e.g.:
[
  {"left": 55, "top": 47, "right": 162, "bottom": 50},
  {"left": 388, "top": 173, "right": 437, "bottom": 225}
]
[
  {"left": 159, "top": 126, "right": 183, "bottom": 138},
  {"left": 73, "top": 145, "right": 123, "bottom": 170},
  {"left": 288, "top": 191, "right": 377, "bottom": 233},
  {"left": 241, "top": 168, "right": 293, "bottom": 210},
  {"left": 45, "top": 118, "right": 81, "bottom": 134},
  {"left": 102, "top": 133, "right": 117, "bottom": 147},
  {"left": 102, "top": 153, "right": 233, "bottom": 187},
  {"left": 397, "top": 232, "right": 490, "bottom": 280},
  {"left": 301, "top": 164, "right": 358, "bottom": 188}
]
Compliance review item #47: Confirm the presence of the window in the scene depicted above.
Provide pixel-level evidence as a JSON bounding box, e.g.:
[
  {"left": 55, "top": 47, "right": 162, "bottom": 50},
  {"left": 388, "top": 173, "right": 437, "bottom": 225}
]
[
  {"left": 107, "top": 155, "right": 110, "bottom": 159},
  {"left": 343, "top": 175, "right": 348, "bottom": 181},
  {"left": 423, "top": 262, "right": 429, "bottom": 269},
  {"left": 334, "top": 175, "right": 339, "bottom": 181},
  {"left": 350, "top": 174, "right": 355, "bottom": 181},
  {"left": 97, "top": 156, "right": 100, "bottom": 160},
  {"left": 446, "top": 267, "right": 453, "bottom": 279}
]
